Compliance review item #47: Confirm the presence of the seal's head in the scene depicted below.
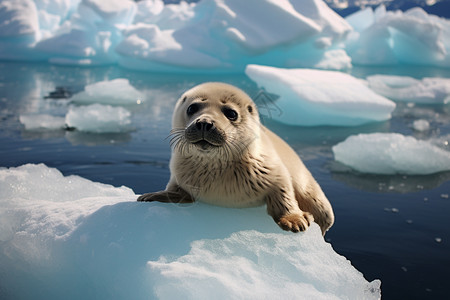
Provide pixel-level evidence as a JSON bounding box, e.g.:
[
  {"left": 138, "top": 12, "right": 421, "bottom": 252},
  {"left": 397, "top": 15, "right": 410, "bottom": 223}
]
[{"left": 170, "top": 82, "right": 260, "bottom": 159}]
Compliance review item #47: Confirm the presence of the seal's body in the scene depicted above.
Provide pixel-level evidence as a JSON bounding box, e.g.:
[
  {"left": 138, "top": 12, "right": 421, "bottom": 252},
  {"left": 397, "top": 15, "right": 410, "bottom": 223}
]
[{"left": 138, "top": 82, "right": 334, "bottom": 235}]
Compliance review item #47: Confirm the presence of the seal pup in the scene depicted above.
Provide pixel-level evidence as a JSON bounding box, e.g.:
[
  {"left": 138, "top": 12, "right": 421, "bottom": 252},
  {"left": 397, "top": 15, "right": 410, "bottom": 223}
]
[{"left": 138, "top": 82, "right": 334, "bottom": 235}]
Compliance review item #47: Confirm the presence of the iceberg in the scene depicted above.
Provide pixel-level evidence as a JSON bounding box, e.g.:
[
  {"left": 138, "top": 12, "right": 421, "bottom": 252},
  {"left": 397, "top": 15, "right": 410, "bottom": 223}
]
[
  {"left": 1, "top": 1, "right": 449, "bottom": 70},
  {"left": 345, "top": 6, "right": 450, "bottom": 67},
  {"left": 332, "top": 133, "right": 450, "bottom": 175},
  {"left": 116, "top": 0, "right": 353, "bottom": 71},
  {"left": 0, "top": 163, "right": 381, "bottom": 299},
  {"left": 65, "top": 104, "right": 132, "bottom": 133},
  {"left": 70, "top": 78, "right": 144, "bottom": 105},
  {"left": 0, "top": 0, "right": 352, "bottom": 70},
  {"left": 245, "top": 64, "right": 396, "bottom": 126},
  {"left": 367, "top": 75, "right": 450, "bottom": 104}
]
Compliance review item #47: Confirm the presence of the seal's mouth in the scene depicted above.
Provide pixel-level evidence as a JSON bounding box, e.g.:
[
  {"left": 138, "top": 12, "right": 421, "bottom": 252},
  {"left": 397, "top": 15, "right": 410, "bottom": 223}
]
[{"left": 192, "top": 139, "right": 220, "bottom": 150}]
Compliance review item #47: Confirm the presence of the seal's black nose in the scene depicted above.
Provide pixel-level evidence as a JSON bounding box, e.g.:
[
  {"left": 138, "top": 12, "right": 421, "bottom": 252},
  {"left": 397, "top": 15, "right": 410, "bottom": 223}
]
[{"left": 195, "top": 119, "right": 214, "bottom": 132}]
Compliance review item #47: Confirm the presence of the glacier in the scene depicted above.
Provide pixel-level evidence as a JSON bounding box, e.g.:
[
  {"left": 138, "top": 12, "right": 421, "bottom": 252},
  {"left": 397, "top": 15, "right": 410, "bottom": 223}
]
[
  {"left": 0, "top": 0, "right": 448, "bottom": 70},
  {"left": 0, "top": 163, "right": 381, "bottom": 299}
]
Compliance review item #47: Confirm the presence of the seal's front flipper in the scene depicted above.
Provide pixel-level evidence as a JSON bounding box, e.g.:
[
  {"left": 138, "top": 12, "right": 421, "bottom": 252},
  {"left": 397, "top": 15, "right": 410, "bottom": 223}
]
[{"left": 137, "top": 189, "right": 194, "bottom": 203}]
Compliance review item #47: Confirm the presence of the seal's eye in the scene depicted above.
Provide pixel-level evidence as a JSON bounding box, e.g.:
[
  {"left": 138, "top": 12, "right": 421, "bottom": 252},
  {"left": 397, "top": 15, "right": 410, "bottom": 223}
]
[
  {"left": 223, "top": 107, "right": 238, "bottom": 121},
  {"left": 187, "top": 103, "right": 199, "bottom": 116}
]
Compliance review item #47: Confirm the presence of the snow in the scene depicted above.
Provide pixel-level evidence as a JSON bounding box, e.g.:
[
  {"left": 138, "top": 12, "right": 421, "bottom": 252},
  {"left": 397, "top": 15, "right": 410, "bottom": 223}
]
[
  {"left": 245, "top": 64, "right": 396, "bottom": 126},
  {"left": 367, "top": 75, "right": 450, "bottom": 104},
  {"left": 332, "top": 133, "right": 450, "bottom": 175},
  {"left": 65, "top": 104, "right": 132, "bottom": 133},
  {"left": 70, "top": 78, "right": 144, "bottom": 105},
  {"left": 0, "top": 163, "right": 381, "bottom": 299},
  {"left": 345, "top": 6, "right": 450, "bottom": 67},
  {"left": 19, "top": 113, "right": 66, "bottom": 130}
]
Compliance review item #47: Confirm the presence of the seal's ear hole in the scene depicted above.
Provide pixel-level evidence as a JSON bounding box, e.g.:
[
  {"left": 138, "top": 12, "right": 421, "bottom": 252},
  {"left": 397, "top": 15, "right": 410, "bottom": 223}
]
[
  {"left": 222, "top": 107, "right": 238, "bottom": 121},
  {"left": 247, "top": 105, "right": 253, "bottom": 114},
  {"left": 187, "top": 103, "right": 199, "bottom": 116}
]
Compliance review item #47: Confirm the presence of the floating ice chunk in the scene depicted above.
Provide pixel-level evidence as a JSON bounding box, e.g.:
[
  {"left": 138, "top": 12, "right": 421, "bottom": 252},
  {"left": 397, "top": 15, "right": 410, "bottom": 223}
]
[
  {"left": 0, "top": 163, "right": 381, "bottom": 299},
  {"left": 332, "top": 133, "right": 450, "bottom": 175},
  {"left": 149, "top": 229, "right": 381, "bottom": 300},
  {"left": 367, "top": 75, "right": 450, "bottom": 104},
  {"left": 245, "top": 64, "right": 396, "bottom": 126},
  {"left": 413, "top": 119, "right": 430, "bottom": 132},
  {"left": 65, "top": 104, "right": 132, "bottom": 133},
  {"left": 70, "top": 78, "right": 144, "bottom": 105},
  {"left": 19, "top": 114, "right": 65, "bottom": 130},
  {"left": 346, "top": 6, "right": 450, "bottom": 67}
]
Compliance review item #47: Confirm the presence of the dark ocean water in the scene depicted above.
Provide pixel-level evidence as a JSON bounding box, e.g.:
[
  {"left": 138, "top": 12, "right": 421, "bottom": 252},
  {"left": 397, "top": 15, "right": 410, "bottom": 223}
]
[{"left": 0, "top": 61, "right": 449, "bottom": 299}]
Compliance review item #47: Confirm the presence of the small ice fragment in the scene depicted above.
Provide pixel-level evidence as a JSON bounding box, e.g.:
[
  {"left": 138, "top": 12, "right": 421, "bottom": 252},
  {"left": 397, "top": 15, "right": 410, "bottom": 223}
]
[
  {"left": 413, "top": 120, "right": 430, "bottom": 132},
  {"left": 441, "top": 194, "right": 449, "bottom": 199},
  {"left": 435, "top": 238, "right": 442, "bottom": 243}
]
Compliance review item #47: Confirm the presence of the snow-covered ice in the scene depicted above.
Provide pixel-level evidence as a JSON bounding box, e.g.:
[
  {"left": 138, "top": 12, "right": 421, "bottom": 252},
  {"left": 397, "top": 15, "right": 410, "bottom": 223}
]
[
  {"left": 19, "top": 113, "right": 66, "bottom": 130},
  {"left": 367, "top": 75, "right": 450, "bottom": 104},
  {"left": 70, "top": 78, "right": 144, "bottom": 105},
  {"left": 0, "top": 163, "right": 381, "bottom": 299},
  {"left": 345, "top": 6, "right": 450, "bottom": 67},
  {"left": 246, "top": 64, "right": 396, "bottom": 126},
  {"left": 65, "top": 104, "right": 132, "bottom": 133},
  {"left": 332, "top": 133, "right": 450, "bottom": 175}
]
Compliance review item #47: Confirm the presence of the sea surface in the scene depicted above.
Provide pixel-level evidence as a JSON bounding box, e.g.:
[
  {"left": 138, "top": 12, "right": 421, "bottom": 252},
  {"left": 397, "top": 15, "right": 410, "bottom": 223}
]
[{"left": 0, "top": 61, "right": 449, "bottom": 300}]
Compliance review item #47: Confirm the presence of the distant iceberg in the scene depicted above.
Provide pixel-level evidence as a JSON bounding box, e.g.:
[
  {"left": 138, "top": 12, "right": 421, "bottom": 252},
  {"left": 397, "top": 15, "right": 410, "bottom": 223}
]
[
  {"left": 333, "top": 133, "right": 450, "bottom": 175},
  {"left": 0, "top": 0, "right": 448, "bottom": 70},
  {"left": 345, "top": 5, "right": 450, "bottom": 68},
  {"left": 246, "top": 64, "right": 396, "bottom": 126},
  {"left": 0, "top": 163, "right": 381, "bottom": 299}
]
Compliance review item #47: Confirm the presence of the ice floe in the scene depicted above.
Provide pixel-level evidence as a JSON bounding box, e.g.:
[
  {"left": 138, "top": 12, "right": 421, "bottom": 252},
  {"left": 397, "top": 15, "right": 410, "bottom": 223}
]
[
  {"left": 413, "top": 119, "right": 431, "bottom": 132},
  {"left": 0, "top": 163, "right": 381, "bottom": 299},
  {"left": 246, "top": 64, "right": 396, "bottom": 126},
  {"left": 332, "top": 133, "right": 450, "bottom": 175},
  {"left": 65, "top": 104, "right": 132, "bottom": 133},
  {"left": 367, "top": 75, "right": 450, "bottom": 104}
]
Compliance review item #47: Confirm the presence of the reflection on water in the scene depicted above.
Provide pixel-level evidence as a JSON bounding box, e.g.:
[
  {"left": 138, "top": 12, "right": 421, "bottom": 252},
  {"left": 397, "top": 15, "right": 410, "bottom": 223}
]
[{"left": 0, "top": 61, "right": 450, "bottom": 300}]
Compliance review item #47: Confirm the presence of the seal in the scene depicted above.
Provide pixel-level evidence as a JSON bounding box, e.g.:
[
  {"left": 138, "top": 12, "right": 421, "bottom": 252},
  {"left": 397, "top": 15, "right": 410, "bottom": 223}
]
[{"left": 138, "top": 82, "right": 334, "bottom": 235}]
